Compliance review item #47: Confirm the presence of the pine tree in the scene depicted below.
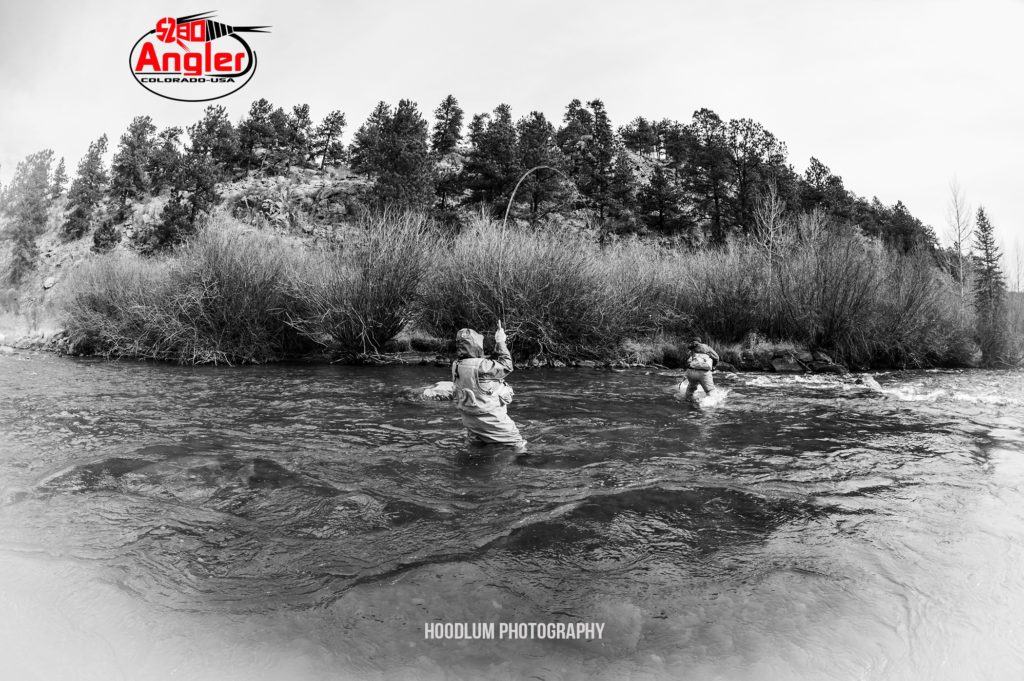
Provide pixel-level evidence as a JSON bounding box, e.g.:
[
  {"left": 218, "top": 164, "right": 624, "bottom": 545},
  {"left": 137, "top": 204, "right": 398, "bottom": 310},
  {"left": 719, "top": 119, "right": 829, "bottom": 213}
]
[
  {"left": 725, "top": 117, "right": 787, "bottom": 235},
  {"left": 109, "top": 116, "right": 157, "bottom": 219},
  {"left": 373, "top": 99, "right": 435, "bottom": 208},
  {"left": 147, "top": 127, "right": 183, "bottom": 194},
  {"left": 50, "top": 157, "right": 68, "bottom": 200},
  {"left": 464, "top": 104, "right": 520, "bottom": 208},
  {"left": 62, "top": 135, "right": 109, "bottom": 241},
  {"left": 555, "top": 99, "right": 617, "bottom": 218},
  {"left": 140, "top": 149, "right": 219, "bottom": 253},
  {"left": 188, "top": 105, "right": 239, "bottom": 175},
  {"left": 680, "top": 108, "right": 731, "bottom": 244},
  {"left": 638, "top": 165, "right": 688, "bottom": 236},
  {"left": 349, "top": 101, "right": 391, "bottom": 176},
  {"left": 431, "top": 95, "right": 464, "bottom": 154},
  {"left": 606, "top": 149, "right": 639, "bottom": 226},
  {"left": 973, "top": 206, "right": 1008, "bottom": 365},
  {"left": 312, "top": 110, "right": 346, "bottom": 169},
  {"left": 512, "top": 111, "right": 569, "bottom": 222},
  {"left": 2, "top": 149, "right": 53, "bottom": 283},
  {"left": 237, "top": 99, "right": 277, "bottom": 171},
  {"left": 286, "top": 103, "right": 314, "bottom": 167}
]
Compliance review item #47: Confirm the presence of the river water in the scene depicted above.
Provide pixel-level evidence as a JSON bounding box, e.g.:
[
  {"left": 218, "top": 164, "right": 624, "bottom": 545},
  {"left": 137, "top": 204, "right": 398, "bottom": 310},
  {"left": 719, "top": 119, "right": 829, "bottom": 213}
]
[{"left": 1, "top": 355, "right": 1023, "bottom": 680}]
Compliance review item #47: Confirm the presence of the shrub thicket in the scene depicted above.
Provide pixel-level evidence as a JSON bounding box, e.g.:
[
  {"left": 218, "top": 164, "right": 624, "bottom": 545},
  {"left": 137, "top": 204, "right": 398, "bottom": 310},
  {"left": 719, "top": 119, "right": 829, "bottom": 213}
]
[
  {"left": 288, "top": 210, "right": 435, "bottom": 354},
  {"left": 62, "top": 210, "right": 977, "bottom": 367}
]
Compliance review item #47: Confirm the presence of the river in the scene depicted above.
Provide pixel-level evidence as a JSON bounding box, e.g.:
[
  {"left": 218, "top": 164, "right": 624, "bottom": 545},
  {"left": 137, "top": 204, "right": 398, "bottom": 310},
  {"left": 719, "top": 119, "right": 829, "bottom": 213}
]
[{"left": 1, "top": 355, "right": 1023, "bottom": 680}]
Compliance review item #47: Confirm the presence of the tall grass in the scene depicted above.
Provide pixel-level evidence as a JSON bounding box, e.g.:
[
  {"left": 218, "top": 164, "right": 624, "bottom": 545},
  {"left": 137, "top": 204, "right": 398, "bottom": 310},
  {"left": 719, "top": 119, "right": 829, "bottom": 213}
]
[
  {"left": 61, "top": 210, "right": 981, "bottom": 367},
  {"left": 416, "top": 217, "right": 679, "bottom": 358},
  {"left": 288, "top": 210, "right": 435, "bottom": 354},
  {"left": 64, "top": 220, "right": 307, "bottom": 363}
]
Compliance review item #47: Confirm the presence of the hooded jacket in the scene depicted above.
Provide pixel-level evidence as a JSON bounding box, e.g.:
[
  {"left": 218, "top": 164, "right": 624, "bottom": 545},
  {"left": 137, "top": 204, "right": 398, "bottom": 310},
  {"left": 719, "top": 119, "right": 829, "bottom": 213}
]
[{"left": 452, "top": 328, "right": 514, "bottom": 415}]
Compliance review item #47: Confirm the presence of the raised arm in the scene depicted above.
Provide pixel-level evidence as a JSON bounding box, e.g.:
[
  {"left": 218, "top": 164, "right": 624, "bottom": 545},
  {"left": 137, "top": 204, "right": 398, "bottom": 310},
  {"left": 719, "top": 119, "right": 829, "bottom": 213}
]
[{"left": 479, "top": 322, "right": 514, "bottom": 379}]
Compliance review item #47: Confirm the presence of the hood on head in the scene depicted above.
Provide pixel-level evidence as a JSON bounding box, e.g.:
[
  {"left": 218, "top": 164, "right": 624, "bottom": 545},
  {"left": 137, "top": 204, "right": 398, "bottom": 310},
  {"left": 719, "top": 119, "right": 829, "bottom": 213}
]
[{"left": 456, "top": 328, "right": 484, "bottom": 358}]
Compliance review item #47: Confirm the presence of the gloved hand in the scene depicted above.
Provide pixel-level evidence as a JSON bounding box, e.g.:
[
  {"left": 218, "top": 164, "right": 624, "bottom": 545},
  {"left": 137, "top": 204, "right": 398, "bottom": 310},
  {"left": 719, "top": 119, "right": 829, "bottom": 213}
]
[{"left": 494, "top": 320, "right": 507, "bottom": 344}]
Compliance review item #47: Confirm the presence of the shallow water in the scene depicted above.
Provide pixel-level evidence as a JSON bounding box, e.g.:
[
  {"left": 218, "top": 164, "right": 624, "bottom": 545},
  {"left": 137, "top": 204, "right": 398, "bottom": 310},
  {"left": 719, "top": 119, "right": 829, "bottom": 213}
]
[{"left": 1, "top": 355, "right": 1023, "bottom": 680}]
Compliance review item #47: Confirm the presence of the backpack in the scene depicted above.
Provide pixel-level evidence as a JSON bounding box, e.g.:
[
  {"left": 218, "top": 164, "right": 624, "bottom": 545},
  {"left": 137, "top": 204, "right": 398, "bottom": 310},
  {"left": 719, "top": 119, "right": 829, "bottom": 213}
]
[{"left": 688, "top": 352, "right": 713, "bottom": 371}]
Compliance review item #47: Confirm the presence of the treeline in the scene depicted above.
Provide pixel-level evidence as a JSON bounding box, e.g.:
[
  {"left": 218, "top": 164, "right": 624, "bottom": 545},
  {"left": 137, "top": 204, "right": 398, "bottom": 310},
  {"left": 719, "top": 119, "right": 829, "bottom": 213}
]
[
  {"left": 1, "top": 95, "right": 939, "bottom": 263},
  {"left": 0, "top": 95, "right": 1018, "bottom": 365}
]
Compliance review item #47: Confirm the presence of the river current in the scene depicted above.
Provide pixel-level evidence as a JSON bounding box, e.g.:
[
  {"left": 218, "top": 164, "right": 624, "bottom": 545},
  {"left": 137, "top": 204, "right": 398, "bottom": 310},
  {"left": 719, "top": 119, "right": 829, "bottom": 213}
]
[{"left": 1, "top": 355, "right": 1023, "bottom": 680}]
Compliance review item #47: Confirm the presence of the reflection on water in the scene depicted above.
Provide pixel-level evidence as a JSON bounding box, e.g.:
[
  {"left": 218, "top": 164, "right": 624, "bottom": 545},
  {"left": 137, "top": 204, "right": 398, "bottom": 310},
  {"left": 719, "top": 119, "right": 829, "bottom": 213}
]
[{"left": 1, "top": 356, "right": 1024, "bottom": 680}]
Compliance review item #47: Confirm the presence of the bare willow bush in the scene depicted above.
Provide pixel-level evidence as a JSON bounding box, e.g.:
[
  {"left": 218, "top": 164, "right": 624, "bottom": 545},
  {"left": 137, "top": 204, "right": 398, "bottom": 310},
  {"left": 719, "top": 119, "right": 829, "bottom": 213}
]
[
  {"left": 416, "top": 217, "right": 679, "bottom": 358},
  {"left": 168, "top": 224, "right": 308, "bottom": 363},
  {"left": 288, "top": 210, "right": 435, "bottom": 354},
  {"left": 63, "top": 252, "right": 177, "bottom": 357},
  {"left": 63, "top": 218, "right": 309, "bottom": 364},
  {"left": 61, "top": 208, "right": 979, "bottom": 368}
]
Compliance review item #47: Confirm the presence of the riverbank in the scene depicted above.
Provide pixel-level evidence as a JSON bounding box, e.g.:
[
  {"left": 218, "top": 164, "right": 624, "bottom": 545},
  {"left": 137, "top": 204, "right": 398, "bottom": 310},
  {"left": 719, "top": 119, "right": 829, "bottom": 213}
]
[
  {"left": 1, "top": 326, "right": 857, "bottom": 377},
  {"left": 45, "top": 210, "right": 987, "bottom": 370}
]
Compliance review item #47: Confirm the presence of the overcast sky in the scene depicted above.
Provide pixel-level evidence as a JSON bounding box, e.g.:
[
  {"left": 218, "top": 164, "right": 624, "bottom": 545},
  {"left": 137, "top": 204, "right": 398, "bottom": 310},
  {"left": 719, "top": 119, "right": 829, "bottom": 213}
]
[{"left": 1, "top": 0, "right": 1021, "bottom": 263}]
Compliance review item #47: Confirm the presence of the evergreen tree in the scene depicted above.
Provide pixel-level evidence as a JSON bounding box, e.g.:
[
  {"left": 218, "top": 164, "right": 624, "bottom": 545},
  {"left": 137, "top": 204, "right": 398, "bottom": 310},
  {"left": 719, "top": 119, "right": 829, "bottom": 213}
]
[
  {"left": 351, "top": 100, "right": 435, "bottom": 208},
  {"left": 265, "top": 106, "right": 292, "bottom": 172},
  {"left": 50, "top": 157, "right": 67, "bottom": 200},
  {"left": 237, "top": 99, "right": 277, "bottom": 171},
  {"left": 1, "top": 149, "right": 53, "bottom": 283},
  {"left": 725, "top": 117, "right": 787, "bottom": 235},
  {"left": 141, "top": 149, "right": 219, "bottom": 253},
  {"left": 109, "top": 115, "right": 157, "bottom": 217},
  {"left": 680, "top": 108, "right": 731, "bottom": 244},
  {"left": 91, "top": 218, "right": 122, "bottom": 253},
  {"left": 638, "top": 165, "right": 688, "bottom": 236},
  {"left": 620, "top": 117, "right": 657, "bottom": 157},
  {"left": 512, "top": 111, "right": 569, "bottom": 222},
  {"left": 286, "top": 103, "right": 314, "bottom": 167},
  {"left": 799, "top": 157, "right": 850, "bottom": 218},
  {"left": 463, "top": 104, "right": 520, "bottom": 208},
  {"left": 349, "top": 101, "right": 391, "bottom": 176},
  {"left": 312, "top": 110, "right": 347, "bottom": 169},
  {"left": 147, "top": 127, "right": 183, "bottom": 194},
  {"left": 188, "top": 105, "right": 239, "bottom": 175},
  {"left": 973, "top": 206, "right": 1008, "bottom": 365},
  {"left": 431, "top": 95, "right": 464, "bottom": 154},
  {"left": 556, "top": 99, "right": 617, "bottom": 218},
  {"left": 606, "top": 149, "right": 639, "bottom": 226},
  {"left": 62, "top": 135, "right": 109, "bottom": 241},
  {"left": 375, "top": 99, "right": 435, "bottom": 208}
]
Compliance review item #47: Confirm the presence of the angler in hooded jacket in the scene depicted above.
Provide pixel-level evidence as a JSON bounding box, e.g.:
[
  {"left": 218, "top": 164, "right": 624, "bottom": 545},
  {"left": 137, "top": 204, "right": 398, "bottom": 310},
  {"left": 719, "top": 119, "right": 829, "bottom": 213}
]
[
  {"left": 681, "top": 337, "right": 720, "bottom": 402},
  {"left": 451, "top": 323, "right": 524, "bottom": 447}
]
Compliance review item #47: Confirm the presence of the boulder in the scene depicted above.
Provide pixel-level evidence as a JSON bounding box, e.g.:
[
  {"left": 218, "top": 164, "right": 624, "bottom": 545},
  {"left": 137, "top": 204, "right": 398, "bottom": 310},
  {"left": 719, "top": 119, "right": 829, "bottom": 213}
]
[
  {"left": 42, "top": 276, "right": 56, "bottom": 290},
  {"left": 550, "top": 359, "right": 567, "bottom": 368},
  {"left": 809, "top": 360, "right": 847, "bottom": 374},
  {"left": 575, "top": 360, "right": 597, "bottom": 369},
  {"left": 812, "top": 350, "right": 834, "bottom": 364},
  {"left": 795, "top": 350, "right": 814, "bottom": 364},
  {"left": 770, "top": 355, "right": 805, "bottom": 373},
  {"left": 716, "top": 361, "right": 738, "bottom": 373}
]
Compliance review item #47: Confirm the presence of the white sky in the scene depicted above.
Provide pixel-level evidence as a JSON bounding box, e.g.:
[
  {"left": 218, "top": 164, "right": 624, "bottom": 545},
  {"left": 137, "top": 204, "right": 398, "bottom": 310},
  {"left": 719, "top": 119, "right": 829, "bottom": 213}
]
[{"left": 1, "top": 0, "right": 1022, "bottom": 259}]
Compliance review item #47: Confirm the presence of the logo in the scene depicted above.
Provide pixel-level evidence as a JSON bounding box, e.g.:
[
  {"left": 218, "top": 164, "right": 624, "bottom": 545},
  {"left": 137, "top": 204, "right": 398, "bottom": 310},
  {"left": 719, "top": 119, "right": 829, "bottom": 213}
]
[{"left": 130, "top": 11, "right": 269, "bottom": 102}]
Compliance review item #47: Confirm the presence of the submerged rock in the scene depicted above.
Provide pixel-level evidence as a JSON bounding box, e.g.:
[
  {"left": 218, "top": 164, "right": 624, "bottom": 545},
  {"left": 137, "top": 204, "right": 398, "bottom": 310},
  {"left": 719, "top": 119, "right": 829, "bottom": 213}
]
[
  {"left": 421, "top": 381, "right": 455, "bottom": 400},
  {"left": 855, "top": 375, "right": 883, "bottom": 392}
]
